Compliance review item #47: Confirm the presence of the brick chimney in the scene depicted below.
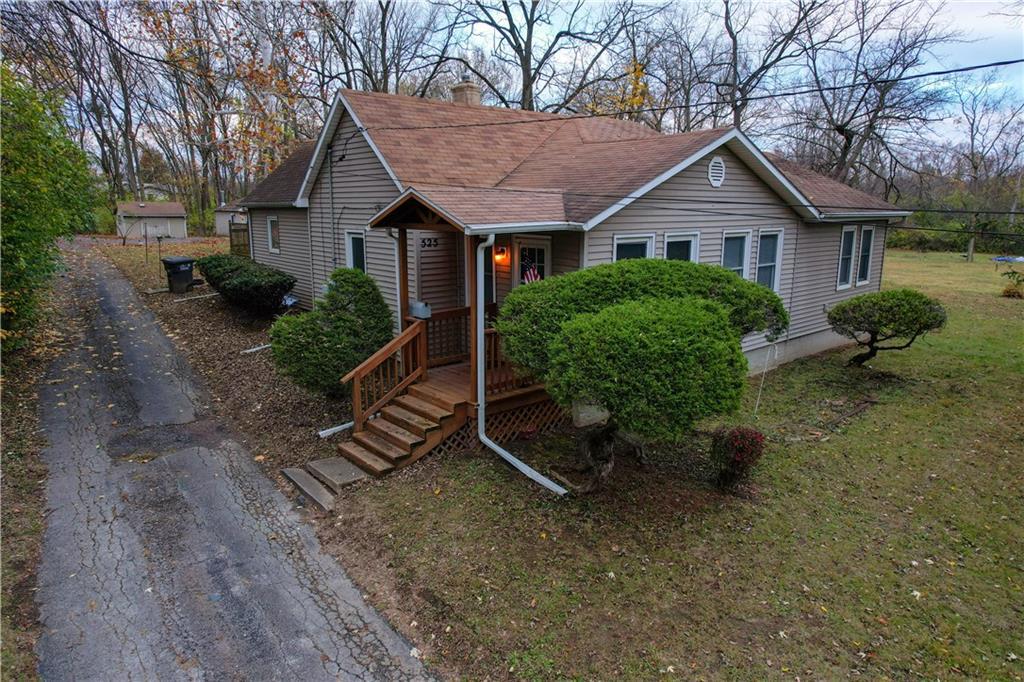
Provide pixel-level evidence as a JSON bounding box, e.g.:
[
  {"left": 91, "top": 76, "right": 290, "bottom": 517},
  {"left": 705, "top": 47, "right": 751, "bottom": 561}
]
[{"left": 451, "top": 74, "right": 481, "bottom": 106}]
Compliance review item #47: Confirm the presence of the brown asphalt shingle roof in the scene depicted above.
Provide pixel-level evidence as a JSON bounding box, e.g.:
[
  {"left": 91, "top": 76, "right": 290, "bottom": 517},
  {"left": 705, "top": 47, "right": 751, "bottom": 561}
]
[
  {"left": 242, "top": 89, "right": 903, "bottom": 222},
  {"left": 116, "top": 201, "right": 187, "bottom": 217},
  {"left": 238, "top": 141, "right": 315, "bottom": 206}
]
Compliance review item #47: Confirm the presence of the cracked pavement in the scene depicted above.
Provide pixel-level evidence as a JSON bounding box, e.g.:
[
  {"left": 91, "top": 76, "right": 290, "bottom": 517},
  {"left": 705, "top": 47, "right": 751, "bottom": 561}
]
[{"left": 34, "top": 244, "right": 431, "bottom": 681}]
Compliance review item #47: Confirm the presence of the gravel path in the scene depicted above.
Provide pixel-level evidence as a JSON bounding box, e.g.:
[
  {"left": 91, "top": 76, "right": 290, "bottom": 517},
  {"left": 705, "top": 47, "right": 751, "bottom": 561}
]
[{"left": 34, "top": 244, "right": 430, "bottom": 681}]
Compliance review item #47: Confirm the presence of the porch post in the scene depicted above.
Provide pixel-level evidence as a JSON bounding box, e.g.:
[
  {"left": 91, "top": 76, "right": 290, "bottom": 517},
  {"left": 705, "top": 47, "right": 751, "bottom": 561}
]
[
  {"left": 397, "top": 227, "right": 410, "bottom": 330},
  {"left": 465, "top": 233, "right": 479, "bottom": 403}
]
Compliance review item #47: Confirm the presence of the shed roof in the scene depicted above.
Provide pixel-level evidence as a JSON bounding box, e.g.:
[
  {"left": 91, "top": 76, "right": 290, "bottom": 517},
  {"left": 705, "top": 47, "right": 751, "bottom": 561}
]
[{"left": 116, "top": 201, "right": 186, "bottom": 217}]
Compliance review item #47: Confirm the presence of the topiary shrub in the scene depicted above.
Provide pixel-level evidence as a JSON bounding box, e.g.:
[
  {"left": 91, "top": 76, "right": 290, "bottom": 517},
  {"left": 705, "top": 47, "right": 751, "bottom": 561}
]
[
  {"left": 497, "top": 258, "right": 788, "bottom": 378},
  {"left": 711, "top": 426, "right": 766, "bottom": 491},
  {"left": 828, "top": 288, "right": 947, "bottom": 366},
  {"left": 197, "top": 253, "right": 296, "bottom": 314},
  {"left": 269, "top": 268, "right": 393, "bottom": 397},
  {"left": 548, "top": 297, "right": 747, "bottom": 443}
]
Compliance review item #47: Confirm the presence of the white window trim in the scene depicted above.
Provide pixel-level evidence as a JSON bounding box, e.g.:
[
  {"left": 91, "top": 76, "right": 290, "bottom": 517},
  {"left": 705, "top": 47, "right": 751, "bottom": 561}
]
[
  {"left": 663, "top": 231, "right": 700, "bottom": 263},
  {"left": 345, "top": 229, "right": 366, "bottom": 270},
  {"left": 836, "top": 225, "right": 858, "bottom": 291},
  {"left": 755, "top": 228, "right": 784, "bottom": 292},
  {"left": 856, "top": 226, "right": 874, "bottom": 286},
  {"left": 721, "top": 230, "right": 752, "bottom": 280},
  {"left": 267, "top": 215, "right": 280, "bottom": 254},
  {"left": 613, "top": 233, "right": 655, "bottom": 261},
  {"left": 512, "top": 235, "right": 553, "bottom": 287}
]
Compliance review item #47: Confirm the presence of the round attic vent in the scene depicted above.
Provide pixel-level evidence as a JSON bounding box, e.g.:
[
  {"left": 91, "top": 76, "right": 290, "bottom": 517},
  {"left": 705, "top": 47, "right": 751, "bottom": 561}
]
[{"left": 707, "top": 156, "right": 726, "bottom": 187}]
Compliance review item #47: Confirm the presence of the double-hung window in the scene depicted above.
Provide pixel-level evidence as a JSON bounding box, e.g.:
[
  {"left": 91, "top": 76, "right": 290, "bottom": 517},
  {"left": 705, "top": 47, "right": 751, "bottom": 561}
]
[
  {"left": 756, "top": 229, "right": 783, "bottom": 291},
  {"left": 721, "top": 231, "right": 750, "bottom": 278},
  {"left": 613, "top": 234, "right": 654, "bottom": 261},
  {"left": 856, "top": 227, "right": 874, "bottom": 285},
  {"left": 267, "top": 216, "right": 280, "bottom": 253},
  {"left": 346, "top": 230, "right": 366, "bottom": 272},
  {"left": 664, "top": 232, "right": 699, "bottom": 262},
  {"left": 837, "top": 226, "right": 857, "bottom": 289}
]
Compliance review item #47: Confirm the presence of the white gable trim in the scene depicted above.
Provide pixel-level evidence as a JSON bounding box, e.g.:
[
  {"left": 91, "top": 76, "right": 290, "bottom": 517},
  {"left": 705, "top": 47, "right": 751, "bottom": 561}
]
[
  {"left": 296, "top": 92, "right": 403, "bottom": 204},
  {"left": 581, "top": 129, "right": 823, "bottom": 230}
]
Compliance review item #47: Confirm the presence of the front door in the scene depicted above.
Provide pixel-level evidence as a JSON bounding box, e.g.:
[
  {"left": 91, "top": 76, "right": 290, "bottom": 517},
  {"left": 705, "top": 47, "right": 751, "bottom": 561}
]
[{"left": 513, "top": 236, "right": 552, "bottom": 286}]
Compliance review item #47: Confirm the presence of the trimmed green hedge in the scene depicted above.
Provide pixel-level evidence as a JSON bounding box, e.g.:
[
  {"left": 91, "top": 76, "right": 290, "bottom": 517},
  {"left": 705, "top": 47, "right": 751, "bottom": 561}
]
[
  {"left": 547, "top": 298, "right": 747, "bottom": 441},
  {"left": 828, "top": 288, "right": 946, "bottom": 365},
  {"left": 197, "top": 253, "right": 296, "bottom": 314},
  {"left": 269, "top": 268, "right": 393, "bottom": 397},
  {"left": 496, "top": 258, "right": 788, "bottom": 378}
]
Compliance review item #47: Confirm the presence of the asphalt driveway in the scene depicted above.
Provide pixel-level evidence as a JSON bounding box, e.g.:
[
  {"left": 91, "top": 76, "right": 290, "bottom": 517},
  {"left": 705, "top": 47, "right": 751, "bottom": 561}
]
[{"left": 34, "top": 244, "right": 429, "bottom": 681}]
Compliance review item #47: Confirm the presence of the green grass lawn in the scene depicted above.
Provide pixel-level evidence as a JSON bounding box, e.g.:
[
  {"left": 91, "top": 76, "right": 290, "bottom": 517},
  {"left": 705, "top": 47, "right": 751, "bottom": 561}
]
[{"left": 329, "top": 249, "right": 1024, "bottom": 680}]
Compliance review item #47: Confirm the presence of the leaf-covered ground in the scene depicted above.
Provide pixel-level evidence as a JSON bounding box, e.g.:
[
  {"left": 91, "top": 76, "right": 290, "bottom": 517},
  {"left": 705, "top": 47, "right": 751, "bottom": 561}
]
[{"left": 322, "top": 250, "right": 1024, "bottom": 680}]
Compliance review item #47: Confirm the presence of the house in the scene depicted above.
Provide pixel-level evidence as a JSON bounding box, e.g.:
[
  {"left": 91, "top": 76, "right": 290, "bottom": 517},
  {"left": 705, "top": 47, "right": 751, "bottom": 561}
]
[
  {"left": 116, "top": 201, "right": 188, "bottom": 239},
  {"left": 239, "top": 81, "right": 908, "bottom": 483},
  {"left": 214, "top": 204, "right": 246, "bottom": 236}
]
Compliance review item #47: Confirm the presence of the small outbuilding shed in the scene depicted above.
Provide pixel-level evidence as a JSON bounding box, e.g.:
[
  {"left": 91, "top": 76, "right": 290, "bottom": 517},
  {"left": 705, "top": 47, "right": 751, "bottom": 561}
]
[
  {"left": 116, "top": 201, "right": 188, "bottom": 239},
  {"left": 214, "top": 204, "right": 246, "bottom": 236}
]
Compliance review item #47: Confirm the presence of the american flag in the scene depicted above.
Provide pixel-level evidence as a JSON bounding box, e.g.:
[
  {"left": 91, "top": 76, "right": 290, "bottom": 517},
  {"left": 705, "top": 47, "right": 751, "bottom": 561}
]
[{"left": 521, "top": 253, "right": 541, "bottom": 284}]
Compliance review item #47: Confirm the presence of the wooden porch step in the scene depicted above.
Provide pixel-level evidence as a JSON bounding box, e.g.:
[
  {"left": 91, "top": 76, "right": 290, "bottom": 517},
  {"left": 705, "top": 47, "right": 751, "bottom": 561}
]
[
  {"left": 352, "top": 431, "right": 409, "bottom": 463},
  {"left": 381, "top": 405, "right": 439, "bottom": 438},
  {"left": 392, "top": 394, "right": 454, "bottom": 422},
  {"left": 367, "top": 417, "right": 424, "bottom": 450},
  {"left": 338, "top": 441, "right": 394, "bottom": 476},
  {"left": 282, "top": 467, "right": 335, "bottom": 511},
  {"left": 407, "top": 383, "right": 462, "bottom": 411}
]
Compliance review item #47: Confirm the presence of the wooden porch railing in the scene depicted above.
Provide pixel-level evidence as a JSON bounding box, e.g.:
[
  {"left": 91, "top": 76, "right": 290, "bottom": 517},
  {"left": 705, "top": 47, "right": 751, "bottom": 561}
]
[
  {"left": 484, "top": 328, "right": 535, "bottom": 396},
  {"left": 342, "top": 320, "right": 427, "bottom": 432},
  {"left": 405, "top": 303, "right": 498, "bottom": 368}
]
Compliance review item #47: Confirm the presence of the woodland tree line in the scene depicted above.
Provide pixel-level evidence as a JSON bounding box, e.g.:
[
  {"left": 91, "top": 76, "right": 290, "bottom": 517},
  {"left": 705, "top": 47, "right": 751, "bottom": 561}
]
[{"left": 1, "top": 0, "right": 1021, "bottom": 246}]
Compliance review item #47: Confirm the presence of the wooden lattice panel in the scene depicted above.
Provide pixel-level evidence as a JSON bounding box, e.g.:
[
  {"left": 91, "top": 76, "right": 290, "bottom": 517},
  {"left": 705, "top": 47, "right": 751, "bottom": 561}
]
[{"left": 432, "top": 399, "right": 569, "bottom": 457}]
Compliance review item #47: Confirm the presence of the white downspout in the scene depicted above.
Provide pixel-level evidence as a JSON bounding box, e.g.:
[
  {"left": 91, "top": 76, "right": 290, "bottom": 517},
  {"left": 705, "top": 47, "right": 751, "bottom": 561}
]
[{"left": 475, "top": 233, "right": 567, "bottom": 496}]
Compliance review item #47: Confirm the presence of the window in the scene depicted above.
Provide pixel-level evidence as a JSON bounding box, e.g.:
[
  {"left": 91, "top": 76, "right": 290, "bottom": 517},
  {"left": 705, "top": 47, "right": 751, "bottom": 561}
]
[
  {"left": 856, "top": 227, "right": 874, "bottom": 285},
  {"left": 756, "top": 230, "right": 783, "bottom": 291},
  {"left": 837, "top": 226, "right": 857, "bottom": 289},
  {"left": 514, "top": 236, "right": 551, "bottom": 285},
  {"left": 664, "top": 232, "right": 699, "bottom": 262},
  {"left": 346, "top": 231, "right": 366, "bottom": 272},
  {"left": 721, "top": 231, "right": 750, "bottom": 278},
  {"left": 613, "top": 234, "right": 654, "bottom": 261},
  {"left": 267, "top": 216, "right": 280, "bottom": 253}
]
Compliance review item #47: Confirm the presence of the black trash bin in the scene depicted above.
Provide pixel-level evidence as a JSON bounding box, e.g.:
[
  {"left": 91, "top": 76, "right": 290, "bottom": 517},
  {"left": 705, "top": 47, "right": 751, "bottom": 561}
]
[{"left": 161, "top": 256, "right": 196, "bottom": 294}]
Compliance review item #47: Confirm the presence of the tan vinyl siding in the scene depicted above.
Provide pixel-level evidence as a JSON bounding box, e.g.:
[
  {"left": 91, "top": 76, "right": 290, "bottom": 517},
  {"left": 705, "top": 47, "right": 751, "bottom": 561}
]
[
  {"left": 307, "top": 111, "right": 401, "bottom": 327},
  {"left": 415, "top": 230, "right": 464, "bottom": 310},
  {"left": 492, "top": 231, "right": 580, "bottom": 305},
  {"left": 587, "top": 148, "right": 887, "bottom": 352},
  {"left": 248, "top": 207, "right": 313, "bottom": 307}
]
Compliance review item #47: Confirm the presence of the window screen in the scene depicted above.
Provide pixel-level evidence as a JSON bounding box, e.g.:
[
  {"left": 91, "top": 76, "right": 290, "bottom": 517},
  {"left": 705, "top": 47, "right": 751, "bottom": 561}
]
[
  {"left": 756, "top": 233, "right": 780, "bottom": 290},
  {"left": 723, "top": 235, "right": 747, "bottom": 276},
  {"left": 838, "top": 229, "right": 856, "bottom": 287},
  {"left": 857, "top": 228, "right": 873, "bottom": 283}
]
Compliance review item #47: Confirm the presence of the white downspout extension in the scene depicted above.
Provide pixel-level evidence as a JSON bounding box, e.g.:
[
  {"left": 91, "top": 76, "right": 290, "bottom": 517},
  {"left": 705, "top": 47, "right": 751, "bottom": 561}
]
[{"left": 475, "top": 233, "right": 567, "bottom": 496}]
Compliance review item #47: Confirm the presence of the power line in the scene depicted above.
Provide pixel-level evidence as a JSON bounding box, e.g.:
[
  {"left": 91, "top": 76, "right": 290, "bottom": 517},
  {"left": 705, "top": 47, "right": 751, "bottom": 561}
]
[
  {"left": 366, "top": 58, "right": 1024, "bottom": 132},
  {"left": 326, "top": 166, "right": 1024, "bottom": 222}
]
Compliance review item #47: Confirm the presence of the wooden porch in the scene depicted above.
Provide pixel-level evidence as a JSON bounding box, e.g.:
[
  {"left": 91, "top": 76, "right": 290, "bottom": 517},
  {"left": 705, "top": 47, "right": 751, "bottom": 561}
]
[{"left": 336, "top": 214, "right": 553, "bottom": 476}]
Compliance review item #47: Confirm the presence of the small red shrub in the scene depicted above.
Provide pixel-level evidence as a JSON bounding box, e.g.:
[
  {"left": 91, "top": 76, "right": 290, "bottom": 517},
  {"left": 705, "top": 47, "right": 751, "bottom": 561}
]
[{"left": 711, "top": 426, "right": 766, "bottom": 490}]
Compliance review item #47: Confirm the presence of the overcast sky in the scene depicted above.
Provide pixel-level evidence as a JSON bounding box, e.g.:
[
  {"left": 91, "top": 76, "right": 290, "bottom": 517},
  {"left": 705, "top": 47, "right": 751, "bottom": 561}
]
[{"left": 933, "top": 0, "right": 1023, "bottom": 94}]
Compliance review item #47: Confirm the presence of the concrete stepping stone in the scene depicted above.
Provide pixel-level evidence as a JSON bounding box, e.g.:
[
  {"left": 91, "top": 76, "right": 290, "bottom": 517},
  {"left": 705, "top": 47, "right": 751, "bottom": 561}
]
[
  {"left": 307, "top": 457, "right": 367, "bottom": 493},
  {"left": 282, "top": 467, "right": 335, "bottom": 511}
]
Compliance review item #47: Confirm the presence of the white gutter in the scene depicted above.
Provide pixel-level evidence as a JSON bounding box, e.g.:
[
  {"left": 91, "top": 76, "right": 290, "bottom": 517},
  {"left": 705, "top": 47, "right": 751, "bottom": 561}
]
[
  {"left": 475, "top": 233, "right": 567, "bottom": 496},
  {"left": 465, "top": 221, "right": 584, "bottom": 235}
]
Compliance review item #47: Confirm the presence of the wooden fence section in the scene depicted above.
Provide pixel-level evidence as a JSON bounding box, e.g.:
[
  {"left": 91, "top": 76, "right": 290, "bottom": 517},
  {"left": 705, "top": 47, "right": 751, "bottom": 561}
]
[{"left": 229, "top": 224, "right": 250, "bottom": 257}]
